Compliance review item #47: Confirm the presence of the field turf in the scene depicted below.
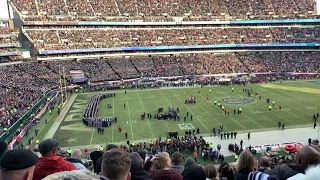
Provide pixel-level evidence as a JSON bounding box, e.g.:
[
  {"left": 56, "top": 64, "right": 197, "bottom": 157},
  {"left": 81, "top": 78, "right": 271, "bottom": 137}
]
[{"left": 50, "top": 80, "right": 320, "bottom": 148}]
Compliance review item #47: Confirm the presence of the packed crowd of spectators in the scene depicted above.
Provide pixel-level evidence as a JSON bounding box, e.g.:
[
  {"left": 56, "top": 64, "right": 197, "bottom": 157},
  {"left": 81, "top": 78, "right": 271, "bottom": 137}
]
[
  {"left": 1, "top": 136, "right": 320, "bottom": 180},
  {"left": 0, "top": 26, "right": 19, "bottom": 34},
  {"left": 0, "top": 51, "right": 319, "bottom": 135},
  {"left": 12, "top": 0, "right": 316, "bottom": 21},
  {"left": 0, "top": 26, "right": 20, "bottom": 58},
  {"left": 24, "top": 26, "right": 320, "bottom": 50}
]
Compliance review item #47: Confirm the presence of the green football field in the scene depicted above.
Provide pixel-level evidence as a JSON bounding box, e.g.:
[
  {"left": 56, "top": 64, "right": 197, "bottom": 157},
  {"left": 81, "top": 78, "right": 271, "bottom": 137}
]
[{"left": 49, "top": 80, "right": 320, "bottom": 148}]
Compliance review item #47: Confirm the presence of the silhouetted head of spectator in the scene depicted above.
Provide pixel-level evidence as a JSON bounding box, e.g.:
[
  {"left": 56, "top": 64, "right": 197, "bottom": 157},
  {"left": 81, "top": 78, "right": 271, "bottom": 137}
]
[
  {"left": 130, "top": 152, "right": 143, "bottom": 171},
  {"left": 106, "top": 144, "right": 117, "bottom": 151},
  {"left": 237, "top": 150, "right": 256, "bottom": 172},
  {"left": 295, "top": 146, "right": 320, "bottom": 166},
  {"left": 204, "top": 164, "right": 217, "bottom": 180},
  {"left": 94, "top": 145, "right": 100, "bottom": 151},
  {"left": 172, "top": 152, "right": 182, "bottom": 165},
  {"left": 101, "top": 148, "right": 131, "bottom": 180},
  {"left": 259, "top": 155, "right": 271, "bottom": 168},
  {"left": 38, "top": 138, "right": 59, "bottom": 157},
  {"left": 0, "top": 149, "right": 39, "bottom": 180},
  {"left": 0, "top": 140, "right": 8, "bottom": 158},
  {"left": 137, "top": 150, "right": 147, "bottom": 161},
  {"left": 71, "top": 149, "right": 82, "bottom": 159},
  {"left": 58, "top": 148, "right": 68, "bottom": 159},
  {"left": 184, "top": 158, "right": 196, "bottom": 168},
  {"left": 218, "top": 162, "right": 235, "bottom": 180}
]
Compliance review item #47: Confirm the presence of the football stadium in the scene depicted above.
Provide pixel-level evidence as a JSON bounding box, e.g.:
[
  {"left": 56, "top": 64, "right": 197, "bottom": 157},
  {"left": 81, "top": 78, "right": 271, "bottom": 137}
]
[{"left": 0, "top": 0, "right": 320, "bottom": 179}]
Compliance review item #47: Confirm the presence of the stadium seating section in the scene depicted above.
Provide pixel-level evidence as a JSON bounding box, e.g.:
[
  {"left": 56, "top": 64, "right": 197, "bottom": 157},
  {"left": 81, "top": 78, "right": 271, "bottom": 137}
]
[
  {"left": 10, "top": 0, "right": 316, "bottom": 21},
  {"left": 0, "top": 26, "right": 21, "bottom": 62},
  {"left": 23, "top": 26, "right": 320, "bottom": 51}
]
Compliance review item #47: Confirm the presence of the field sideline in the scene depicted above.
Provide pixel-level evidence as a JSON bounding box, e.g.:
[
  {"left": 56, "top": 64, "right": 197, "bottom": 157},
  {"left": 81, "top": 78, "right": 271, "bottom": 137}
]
[{"left": 47, "top": 80, "right": 319, "bottom": 148}]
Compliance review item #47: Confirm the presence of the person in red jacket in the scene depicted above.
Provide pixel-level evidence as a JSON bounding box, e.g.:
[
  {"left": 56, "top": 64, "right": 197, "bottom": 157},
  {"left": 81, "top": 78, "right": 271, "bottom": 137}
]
[
  {"left": 147, "top": 152, "right": 182, "bottom": 180},
  {"left": 33, "top": 138, "right": 76, "bottom": 180}
]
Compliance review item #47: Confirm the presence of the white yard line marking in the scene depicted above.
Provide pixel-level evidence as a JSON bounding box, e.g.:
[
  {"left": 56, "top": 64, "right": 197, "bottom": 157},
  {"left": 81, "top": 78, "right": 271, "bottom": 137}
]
[
  {"left": 166, "top": 89, "right": 211, "bottom": 132},
  {"left": 220, "top": 86, "right": 297, "bottom": 126},
  {"left": 137, "top": 92, "right": 155, "bottom": 139},
  {"left": 283, "top": 83, "right": 320, "bottom": 107},
  {"left": 147, "top": 90, "right": 172, "bottom": 131},
  {"left": 125, "top": 96, "right": 135, "bottom": 141},
  {"left": 90, "top": 128, "right": 94, "bottom": 145},
  {"left": 179, "top": 89, "right": 233, "bottom": 131},
  {"left": 218, "top": 86, "right": 269, "bottom": 128},
  {"left": 260, "top": 87, "right": 309, "bottom": 121},
  {"left": 186, "top": 88, "right": 246, "bottom": 130}
]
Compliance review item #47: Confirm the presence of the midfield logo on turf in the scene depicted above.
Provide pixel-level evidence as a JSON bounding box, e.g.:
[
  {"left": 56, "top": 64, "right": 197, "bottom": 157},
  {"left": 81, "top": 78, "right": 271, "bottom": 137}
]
[
  {"left": 178, "top": 123, "right": 195, "bottom": 130},
  {"left": 222, "top": 98, "right": 256, "bottom": 105},
  {"left": 307, "top": 80, "right": 320, "bottom": 84}
]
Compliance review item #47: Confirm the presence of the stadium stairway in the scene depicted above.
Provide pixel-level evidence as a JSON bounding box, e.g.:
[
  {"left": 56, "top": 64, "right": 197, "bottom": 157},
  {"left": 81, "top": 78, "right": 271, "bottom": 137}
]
[
  {"left": 106, "top": 61, "right": 122, "bottom": 79},
  {"left": 129, "top": 59, "right": 141, "bottom": 75}
]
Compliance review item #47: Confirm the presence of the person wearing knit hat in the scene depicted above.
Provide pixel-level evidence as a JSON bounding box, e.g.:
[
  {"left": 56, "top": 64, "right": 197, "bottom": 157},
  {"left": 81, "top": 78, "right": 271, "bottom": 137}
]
[
  {"left": 33, "top": 138, "right": 76, "bottom": 180},
  {"left": 0, "top": 149, "right": 39, "bottom": 180},
  {"left": 130, "top": 152, "right": 150, "bottom": 180},
  {"left": 0, "top": 140, "right": 8, "bottom": 158},
  {"left": 58, "top": 148, "right": 68, "bottom": 159}
]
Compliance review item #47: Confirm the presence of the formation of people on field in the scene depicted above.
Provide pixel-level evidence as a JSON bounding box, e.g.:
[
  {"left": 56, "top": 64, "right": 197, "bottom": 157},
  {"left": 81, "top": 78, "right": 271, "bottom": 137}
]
[{"left": 83, "top": 93, "right": 117, "bottom": 128}]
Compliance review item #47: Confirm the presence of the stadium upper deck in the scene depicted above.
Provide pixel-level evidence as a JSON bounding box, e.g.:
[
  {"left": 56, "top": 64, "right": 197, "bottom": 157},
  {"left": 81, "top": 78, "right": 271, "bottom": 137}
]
[
  {"left": 0, "top": 24, "right": 21, "bottom": 62},
  {"left": 9, "top": 0, "right": 316, "bottom": 22},
  {"left": 22, "top": 26, "right": 320, "bottom": 53}
]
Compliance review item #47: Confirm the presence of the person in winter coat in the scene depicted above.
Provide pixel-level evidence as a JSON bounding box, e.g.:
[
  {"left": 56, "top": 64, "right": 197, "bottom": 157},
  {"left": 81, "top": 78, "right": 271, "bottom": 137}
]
[
  {"left": 218, "top": 162, "right": 235, "bottom": 180},
  {"left": 234, "top": 150, "right": 256, "bottom": 180},
  {"left": 130, "top": 152, "right": 152, "bottom": 180},
  {"left": 33, "top": 139, "right": 76, "bottom": 180},
  {"left": 183, "top": 158, "right": 206, "bottom": 180},
  {"left": 171, "top": 152, "right": 184, "bottom": 174},
  {"left": 147, "top": 152, "right": 182, "bottom": 180},
  {"left": 90, "top": 145, "right": 103, "bottom": 173},
  {"left": 65, "top": 149, "right": 87, "bottom": 170}
]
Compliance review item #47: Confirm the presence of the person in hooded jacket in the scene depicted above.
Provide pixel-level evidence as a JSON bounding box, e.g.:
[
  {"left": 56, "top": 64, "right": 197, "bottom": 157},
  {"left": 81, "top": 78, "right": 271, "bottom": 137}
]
[
  {"left": 146, "top": 152, "right": 182, "bottom": 180},
  {"left": 182, "top": 158, "right": 206, "bottom": 180},
  {"left": 33, "top": 139, "right": 76, "bottom": 180},
  {"left": 171, "top": 152, "right": 184, "bottom": 174}
]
